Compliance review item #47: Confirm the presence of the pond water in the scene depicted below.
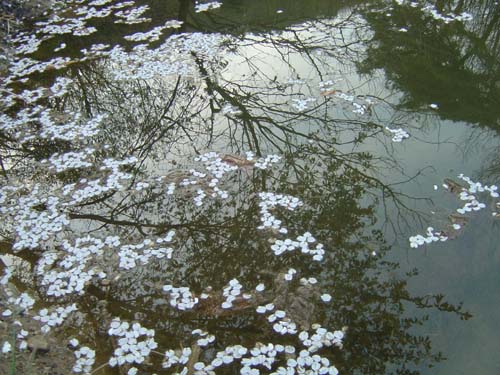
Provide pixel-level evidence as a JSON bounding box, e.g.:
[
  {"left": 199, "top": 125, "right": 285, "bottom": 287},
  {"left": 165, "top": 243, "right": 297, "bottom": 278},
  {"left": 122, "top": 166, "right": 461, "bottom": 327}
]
[{"left": 1, "top": 0, "right": 500, "bottom": 374}]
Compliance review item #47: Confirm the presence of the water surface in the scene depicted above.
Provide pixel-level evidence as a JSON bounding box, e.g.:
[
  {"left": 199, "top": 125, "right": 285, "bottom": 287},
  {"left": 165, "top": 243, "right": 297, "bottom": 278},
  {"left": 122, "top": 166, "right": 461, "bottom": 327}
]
[{"left": 1, "top": 1, "right": 500, "bottom": 374}]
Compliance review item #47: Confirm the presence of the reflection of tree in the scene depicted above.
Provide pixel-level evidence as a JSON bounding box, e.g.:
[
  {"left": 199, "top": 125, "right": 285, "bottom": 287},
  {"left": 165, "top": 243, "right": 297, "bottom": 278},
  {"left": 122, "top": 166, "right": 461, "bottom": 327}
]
[
  {"left": 1, "top": 139, "right": 471, "bottom": 374},
  {"left": 358, "top": 0, "right": 500, "bottom": 129},
  {"left": 0, "top": 3, "right": 471, "bottom": 375},
  {"left": 267, "top": 148, "right": 472, "bottom": 375},
  {"left": 357, "top": 0, "right": 500, "bottom": 185}
]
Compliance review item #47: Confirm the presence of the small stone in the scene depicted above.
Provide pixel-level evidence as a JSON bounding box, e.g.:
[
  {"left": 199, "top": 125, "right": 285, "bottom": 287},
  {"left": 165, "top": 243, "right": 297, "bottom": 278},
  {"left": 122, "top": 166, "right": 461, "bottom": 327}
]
[{"left": 28, "top": 335, "right": 50, "bottom": 353}]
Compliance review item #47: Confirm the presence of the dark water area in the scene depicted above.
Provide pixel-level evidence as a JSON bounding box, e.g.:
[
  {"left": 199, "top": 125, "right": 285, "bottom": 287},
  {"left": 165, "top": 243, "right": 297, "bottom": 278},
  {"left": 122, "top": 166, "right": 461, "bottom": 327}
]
[{"left": 1, "top": 1, "right": 500, "bottom": 374}]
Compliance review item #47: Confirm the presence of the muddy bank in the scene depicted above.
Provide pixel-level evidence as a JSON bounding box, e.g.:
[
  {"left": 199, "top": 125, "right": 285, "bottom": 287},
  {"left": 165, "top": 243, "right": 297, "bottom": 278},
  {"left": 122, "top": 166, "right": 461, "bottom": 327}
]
[
  {"left": 1, "top": 0, "right": 54, "bottom": 37},
  {"left": 1, "top": 0, "right": 53, "bottom": 21},
  {"left": 1, "top": 0, "right": 53, "bottom": 71}
]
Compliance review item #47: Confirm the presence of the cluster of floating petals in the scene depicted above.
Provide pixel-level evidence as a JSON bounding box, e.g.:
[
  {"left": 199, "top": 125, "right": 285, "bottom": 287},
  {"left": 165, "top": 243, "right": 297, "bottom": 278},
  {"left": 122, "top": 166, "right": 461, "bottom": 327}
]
[
  {"left": 163, "top": 347, "right": 192, "bottom": 369},
  {"left": 123, "top": 20, "right": 185, "bottom": 42},
  {"left": 241, "top": 343, "right": 283, "bottom": 371},
  {"left": 284, "top": 268, "right": 297, "bottom": 281},
  {"left": 195, "top": 152, "right": 239, "bottom": 178},
  {"left": 45, "top": 149, "right": 95, "bottom": 172},
  {"left": 0, "top": 145, "right": 299, "bottom": 367},
  {"left": 394, "top": 0, "right": 473, "bottom": 23},
  {"left": 195, "top": 1, "right": 223, "bottom": 13},
  {"left": 410, "top": 174, "right": 499, "bottom": 248},
  {"left": 114, "top": 5, "right": 150, "bottom": 24},
  {"left": 35, "top": 236, "right": 111, "bottom": 297},
  {"left": 0, "top": 291, "right": 34, "bottom": 350},
  {"left": 222, "top": 103, "right": 242, "bottom": 115},
  {"left": 9, "top": 292, "right": 35, "bottom": 312},
  {"left": 299, "top": 325, "right": 345, "bottom": 352},
  {"left": 291, "top": 97, "right": 316, "bottom": 111},
  {"left": 109, "top": 32, "right": 231, "bottom": 80},
  {"left": 0, "top": 1, "right": 359, "bottom": 372},
  {"left": 192, "top": 329, "right": 216, "bottom": 347},
  {"left": 33, "top": 304, "right": 78, "bottom": 333},
  {"left": 163, "top": 284, "right": 199, "bottom": 311},
  {"left": 333, "top": 91, "right": 372, "bottom": 115},
  {"left": 210, "top": 345, "right": 248, "bottom": 369},
  {"left": 409, "top": 227, "right": 448, "bottom": 248},
  {"left": 256, "top": 303, "right": 275, "bottom": 314},
  {"left": 257, "top": 193, "right": 327, "bottom": 259},
  {"left": 221, "top": 278, "right": 248, "bottom": 309},
  {"left": 258, "top": 192, "right": 303, "bottom": 233},
  {"left": 319, "top": 79, "right": 340, "bottom": 92},
  {"left": 296, "top": 78, "right": 373, "bottom": 115},
  {"left": 72, "top": 345, "right": 96, "bottom": 374},
  {"left": 385, "top": 126, "right": 410, "bottom": 142},
  {"left": 456, "top": 174, "right": 499, "bottom": 197},
  {"left": 269, "top": 310, "right": 298, "bottom": 335},
  {"left": 254, "top": 154, "right": 282, "bottom": 170},
  {"left": 7, "top": 188, "right": 69, "bottom": 251},
  {"left": 300, "top": 277, "right": 318, "bottom": 286},
  {"left": 107, "top": 319, "right": 157, "bottom": 368},
  {"left": 270, "top": 232, "right": 325, "bottom": 261},
  {"left": 450, "top": 174, "right": 497, "bottom": 214},
  {"left": 118, "top": 234, "right": 174, "bottom": 270}
]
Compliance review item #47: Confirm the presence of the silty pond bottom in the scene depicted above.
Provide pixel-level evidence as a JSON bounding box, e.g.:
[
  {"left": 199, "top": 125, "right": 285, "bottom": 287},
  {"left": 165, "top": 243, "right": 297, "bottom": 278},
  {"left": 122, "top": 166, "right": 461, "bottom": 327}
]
[{"left": 1, "top": 0, "right": 500, "bottom": 374}]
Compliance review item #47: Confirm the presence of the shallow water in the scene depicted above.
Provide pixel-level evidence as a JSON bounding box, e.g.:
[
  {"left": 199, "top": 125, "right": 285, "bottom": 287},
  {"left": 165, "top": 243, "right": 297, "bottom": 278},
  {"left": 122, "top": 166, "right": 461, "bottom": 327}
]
[{"left": 1, "top": 0, "right": 500, "bottom": 374}]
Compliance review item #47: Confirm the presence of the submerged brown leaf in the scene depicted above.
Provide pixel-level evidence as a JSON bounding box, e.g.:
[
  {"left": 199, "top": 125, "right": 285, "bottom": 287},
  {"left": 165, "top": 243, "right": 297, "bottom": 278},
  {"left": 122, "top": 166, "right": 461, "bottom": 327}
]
[
  {"left": 222, "top": 154, "right": 254, "bottom": 167},
  {"left": 443, "top": 178, "right": 466, "bottom": 194},
  {"left": 320, "top": 89, "right": 338, "bottom": 96}
]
